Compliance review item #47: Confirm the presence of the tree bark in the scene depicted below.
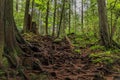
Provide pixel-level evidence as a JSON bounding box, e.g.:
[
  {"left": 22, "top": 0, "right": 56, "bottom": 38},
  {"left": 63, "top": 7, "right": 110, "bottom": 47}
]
[
  {"left": 30, "top": 0, "right": 34, "bottom": 31},
  {"left": 97, "top": 0, "right": 111, "bottom": 47},
  {"left": 4, "top": 0, "right": 20, "bottom": 68},
  {"left": 52, "top": 0, "right": 57, "bottom": 36},
  {"left": 0, "top": 0, "right": 5, "bottom": 63},
  {"left": 81, "top": 0, "right": 84, "bottom": 33},
  {"left": 16, "top": 0, "right": 19, "bottom": 12},
  {"left": 69, "top": 0, "right": 71, "bottom": 34},
  {"left": 110, "top": 15, "right": 119, "bottom": 40},
  {"left": 74, "top": 0, "right": 76, "bottom": 33},
  {"left": 0, "top": 0, "right": 25, "bottom": 68},
  {"left": 57, "top": 0, "right": 65, "bottom": 37},
  {"left": 45, "top": 0, "right": 50, "bottom": 35},
  {"left": 23, "top": 0, "right": 30, "bottom": 32}
]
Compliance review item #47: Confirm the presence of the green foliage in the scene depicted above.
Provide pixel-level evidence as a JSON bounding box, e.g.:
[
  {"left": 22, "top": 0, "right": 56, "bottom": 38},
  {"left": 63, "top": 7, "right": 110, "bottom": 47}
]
[
  {"left": 13, "top": 0, "right": 25, "bottom": 30},
  {"left": 111, "top": 49, "right": 120, "bottom": 53},
  {"left": 0, "top": 70, "right": 5, "bottom": 76},
  {"left": 90, "top": 45, "right": 105, "bottom": 51},
  {"left": 35, "top": 0, "right": 48, "bottom": 10},
  {"left": 14, "top": 12, "right": 24, "bottom": 30},
  {"left": 92, "top": 57, "right": 113, "bottom": 64},
  {"left": 3, "top": 57, "right": 9, "bottom": 67},
  {"left": 54, "top": 38, "right": 62, "bottom": 42},
  {"left": 29, "top": 73, "right": 48, "bottom": 80},
  {"left": 22, "top": 32, "right": 37, "bottom": 41},
  {"left": 70, "top": 33, "right": 98, "bottom": 48},
  {"left": 90, "top": 50, "right": 120, "bottom": 65},
  {"left": 90, "top": 51, "right": 114, "bottom": 64},
  {"left": 74, "top": 49, "right": 81, "bottom": 53}
]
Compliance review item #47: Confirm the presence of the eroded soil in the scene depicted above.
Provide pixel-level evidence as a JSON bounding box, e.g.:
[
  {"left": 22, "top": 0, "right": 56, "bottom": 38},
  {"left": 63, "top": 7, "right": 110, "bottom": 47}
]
[{"left": 0, "top": 34, "right": 120, "bottom": 80}]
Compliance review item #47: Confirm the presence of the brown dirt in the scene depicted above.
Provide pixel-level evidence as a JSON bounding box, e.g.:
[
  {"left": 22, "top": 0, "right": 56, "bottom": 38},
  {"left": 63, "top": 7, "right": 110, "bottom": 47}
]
[{"left": 18, "top": 35, "right": 120, "bottom": 80}]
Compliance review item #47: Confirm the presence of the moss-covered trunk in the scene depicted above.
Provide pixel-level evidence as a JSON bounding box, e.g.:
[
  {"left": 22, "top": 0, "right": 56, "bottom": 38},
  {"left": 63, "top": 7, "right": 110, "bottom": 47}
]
[
  {"left": 97, "top": 0, "right": 111, "bottom": 47},
  {"left": 0, "top": 0, "right": 24, "bottom": 68},
  {"left": 0, "top": 0, "right": 5, "bottom": 63},
  {"left": 4, "top": 0, "right": 19, "bottom": 68}
]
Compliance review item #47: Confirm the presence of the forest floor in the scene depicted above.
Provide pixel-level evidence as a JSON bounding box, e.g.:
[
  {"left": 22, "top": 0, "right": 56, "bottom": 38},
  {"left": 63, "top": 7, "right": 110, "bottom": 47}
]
[{"left": 0, "top": 33, "right": 120, "bottom": 80}]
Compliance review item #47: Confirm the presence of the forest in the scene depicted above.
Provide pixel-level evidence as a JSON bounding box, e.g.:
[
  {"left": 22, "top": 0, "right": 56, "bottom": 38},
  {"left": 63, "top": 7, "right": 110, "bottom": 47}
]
[{"left": 0, "top": 0, "right": 120, "bottom": 80}]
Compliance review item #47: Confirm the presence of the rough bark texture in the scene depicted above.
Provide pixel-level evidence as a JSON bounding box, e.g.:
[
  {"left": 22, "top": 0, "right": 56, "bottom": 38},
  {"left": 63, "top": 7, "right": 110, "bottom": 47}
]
[
  {"left": 81, "top": 0, "right": 84, "bottom": 33},
  {"left": 23, "top": 0, "right": 30, "bottom": 32},
  {"left": 52, "top": 0, "right": 57, "bottom": 36},
  {"left": 0, "top": 0, "right": 24, "bottom": 68},
  {"left": 69, "top": 0, "right": 71, "bottom": 34},
  {"left": 57, "top": 0, "right": 65, "bottom": 37},
  {"left": 45, "top": 0, "right": 50, "bottom": 35},
  {"left": 110, "top": 15, "right": 119, "bottom": 40},
  {"left": 4, "top": 0, "right": 19, "bottom": 67},
  {"left": 74, "top": 0, "right": 76, "bottom": 33},
  {"left": 97, "top": 0, "right": 111, "bottom": 47},
  {"left": 16, "top": 0, "right": 19, "bottom": 12},
  {"left": 0, "top": 0, "right": 5, "bottom": 62},
  {"left": 30, "top": 0, "right": 34, "bottom": 30}
]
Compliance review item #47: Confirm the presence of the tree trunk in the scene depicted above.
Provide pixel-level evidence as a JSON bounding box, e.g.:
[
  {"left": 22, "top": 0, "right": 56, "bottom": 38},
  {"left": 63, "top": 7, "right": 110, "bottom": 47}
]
[
  {"left": 52, "top": 0, "right": 57, "bottom": 37},
  {"left": 97, "top": 0, "right": 111, "bottom": 47},
  {"left": 0, "top": 0, "right": 5, "bottom": 63},
  {"left": 62, "top": 9, "right": 66, "bottom": 36},
  {"left": 57, "top": 0, "right": 65, "bottom": 37},
  {"left": 0, "top": 0, "right": 25, "bottom": 68},
  {"left": 23, "top": 0, "right": 30, "bottom": 33},
  {"left": 30, "top": 0, "right": 34, "bottom": 31},
  {"left": 81, "top": 0, "right": 84, "bottom": 33},
  {"left": 69, "top": 0, "right": 71, "bottom": 34},
  {"left": 4, "top": 0, "right": 20, "bottom": 68},
  {"left": 16, "top": 0, "right": 19, "bottom": 12},
  {"left": 74, "top": 0, "right": 76, "bottom": 33},
  {"left": 110, "top": 15, "right": 119, "bottom": 41},
  {"left": 45, "top": 0, "right": 50, "bottom": 35}
]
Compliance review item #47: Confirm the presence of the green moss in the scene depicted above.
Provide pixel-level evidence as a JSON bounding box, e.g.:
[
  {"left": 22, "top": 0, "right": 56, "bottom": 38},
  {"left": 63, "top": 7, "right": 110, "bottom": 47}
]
[
  {"left": 89, "top": 51, "right": 120, "bottom": 65},
  {"left": 38, "top": 74, "right": 49, "bottom": 80},
  {"left": 74, "top": 49, "right": 81, "bottom": 53},
  {"left": 90, "top": 51, "right": 114, "bottom": 64},
  {"left": 29, "top": 73, "right": 49, "bottom": 80},
  {"left": 53, "top": 38, "right": 62, "bottom": 43},
  {"left": 91, "top": 57, "right": 113, "bottom": 64},
  {"left": 90, "top": 45, "right": 105, "bottom": 51},
  {"left": 0, "top": 70, "right": 5, "bottom": 76},
  {"left": 2, "top": 57, "right": 9, "bottom": 67}
]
